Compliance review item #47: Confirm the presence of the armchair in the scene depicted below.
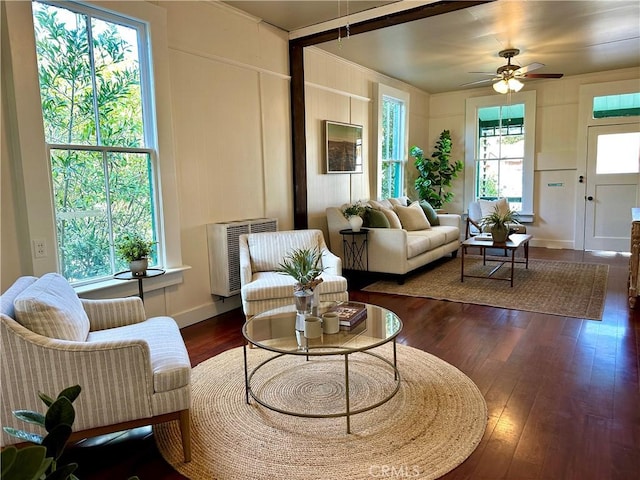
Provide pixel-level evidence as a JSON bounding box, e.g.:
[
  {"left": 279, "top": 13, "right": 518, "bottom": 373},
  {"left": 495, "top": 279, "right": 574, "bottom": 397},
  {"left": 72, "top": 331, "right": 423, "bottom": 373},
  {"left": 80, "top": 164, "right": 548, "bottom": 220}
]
[
  {"left": 466, "top": 198, "right": 527, "bottom": 239},
  {"left": 0, "top": 273, "right": 191, "bottom": 462},
  {"left": 239, "top": 229, "right": 349, "bottom": 317}
]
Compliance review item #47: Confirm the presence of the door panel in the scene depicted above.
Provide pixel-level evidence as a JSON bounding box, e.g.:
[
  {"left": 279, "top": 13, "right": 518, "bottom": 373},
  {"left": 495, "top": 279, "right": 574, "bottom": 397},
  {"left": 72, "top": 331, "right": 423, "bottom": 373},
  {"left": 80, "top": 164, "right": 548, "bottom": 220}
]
[{"left": 584, "top": 124, "right": 640, "bottom": 251}]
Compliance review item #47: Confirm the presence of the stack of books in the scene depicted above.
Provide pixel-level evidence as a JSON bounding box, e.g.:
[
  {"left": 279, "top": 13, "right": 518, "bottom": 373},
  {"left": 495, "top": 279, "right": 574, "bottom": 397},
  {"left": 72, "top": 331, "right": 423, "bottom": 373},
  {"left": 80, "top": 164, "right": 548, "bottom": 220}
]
[{"left": 327, "top": 302, "right": 367, "bottom": 329}]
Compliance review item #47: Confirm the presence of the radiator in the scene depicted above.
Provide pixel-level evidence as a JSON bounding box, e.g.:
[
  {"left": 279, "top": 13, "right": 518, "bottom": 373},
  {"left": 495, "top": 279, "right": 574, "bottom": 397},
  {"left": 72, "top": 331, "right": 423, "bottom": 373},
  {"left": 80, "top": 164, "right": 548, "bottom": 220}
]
[{"left": 207, "top": 218, "right": 278, "bottom": 297}]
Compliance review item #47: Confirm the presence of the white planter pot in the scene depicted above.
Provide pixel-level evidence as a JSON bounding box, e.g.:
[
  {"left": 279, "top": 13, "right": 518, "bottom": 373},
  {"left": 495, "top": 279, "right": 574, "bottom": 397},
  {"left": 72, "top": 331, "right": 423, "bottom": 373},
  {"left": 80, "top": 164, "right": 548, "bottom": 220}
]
[
  {"left": 129, "top": 258, "right": 148, "bottom": 277},
  {"left": 348, "top": 215, "right": 363, "bottom": 232}
]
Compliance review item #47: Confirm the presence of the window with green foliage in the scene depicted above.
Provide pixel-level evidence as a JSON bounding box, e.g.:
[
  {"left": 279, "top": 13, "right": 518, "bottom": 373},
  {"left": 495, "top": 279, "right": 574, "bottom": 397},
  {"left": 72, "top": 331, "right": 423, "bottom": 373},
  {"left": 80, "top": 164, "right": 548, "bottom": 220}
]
[
  {"left": 380, "top": 95, "right": 406, "bottom": 198},
  {"left": 475, "top": 104, "right": 525, "bottom": 210},
  {"left": 32, "top": 1, "right": 158, "bottom": 284}
]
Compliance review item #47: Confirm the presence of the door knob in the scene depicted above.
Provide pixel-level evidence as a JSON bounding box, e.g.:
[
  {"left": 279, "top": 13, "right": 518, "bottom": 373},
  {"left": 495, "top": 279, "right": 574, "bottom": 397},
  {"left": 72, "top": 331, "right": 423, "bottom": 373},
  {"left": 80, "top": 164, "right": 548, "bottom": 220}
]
[{"left": 587, "top": 196, "right": 594, "bottom": 201}]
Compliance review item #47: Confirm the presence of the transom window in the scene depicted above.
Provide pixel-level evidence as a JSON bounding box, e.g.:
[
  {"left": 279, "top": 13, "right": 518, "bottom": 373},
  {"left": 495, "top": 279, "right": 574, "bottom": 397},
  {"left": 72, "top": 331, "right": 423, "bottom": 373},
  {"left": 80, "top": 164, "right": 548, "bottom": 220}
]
[{"left": 32, "top": 1, "right": 159, "bottom": 284}]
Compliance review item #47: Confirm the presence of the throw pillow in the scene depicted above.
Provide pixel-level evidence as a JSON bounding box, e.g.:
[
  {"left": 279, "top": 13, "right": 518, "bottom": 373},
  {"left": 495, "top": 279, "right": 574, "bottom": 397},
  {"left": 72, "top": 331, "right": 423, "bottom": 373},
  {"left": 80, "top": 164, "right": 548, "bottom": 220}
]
[
  {"left": 363, "top": 208, "right": 390, "bottom": 228},
  {"left": 478, "top": 198, "right": 509, "bottom": 219},
  {"left": 394, "top": 203, "right": 431, "bottom": 231},
  {"left": 417, "top": 200, "right": 440, "bottom": 226},
  {"left": 13, "top": 273, "right": 90, "bottom": 342},
  {"left": 388, "top": 197, "right": 408, "bottom": 207},
  {"left": 379, "top": 207, "right": 402, "bottom": 229}
]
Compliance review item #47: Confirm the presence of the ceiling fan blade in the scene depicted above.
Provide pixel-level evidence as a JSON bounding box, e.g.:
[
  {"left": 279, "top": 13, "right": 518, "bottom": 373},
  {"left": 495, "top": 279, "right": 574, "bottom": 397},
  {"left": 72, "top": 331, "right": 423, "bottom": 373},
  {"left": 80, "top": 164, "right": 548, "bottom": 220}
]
[
  {"left": 522, "top": 73, "right": 564, "bottom": 79},
  {"left": 460, "top": 78, "right": 495, "bottom": 87},
  {"left": 468, "top": 72, "right": 499, "bottom": 76},
  {"left": 515, "top": 62, "right": 545, "bottom": 75}
]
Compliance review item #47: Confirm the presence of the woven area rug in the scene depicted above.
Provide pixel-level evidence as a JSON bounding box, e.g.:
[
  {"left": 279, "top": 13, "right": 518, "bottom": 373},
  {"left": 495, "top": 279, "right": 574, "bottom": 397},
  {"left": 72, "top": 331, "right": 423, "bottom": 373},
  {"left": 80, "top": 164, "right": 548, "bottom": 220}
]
[
  {"left": 155, "top": 344, "right": 487, "bottom": 480},
  {"left": 364, "top": 257, "right": 608, "bottom": 320}
]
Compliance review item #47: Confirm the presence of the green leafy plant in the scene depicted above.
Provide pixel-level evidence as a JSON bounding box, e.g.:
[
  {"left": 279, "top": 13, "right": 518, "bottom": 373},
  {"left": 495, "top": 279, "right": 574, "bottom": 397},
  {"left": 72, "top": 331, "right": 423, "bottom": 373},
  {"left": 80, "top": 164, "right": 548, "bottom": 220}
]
[
  {"left": 411, "top": 130, "right": 463, "bottom": 209},
  {"left": 2, "top": 385, "right": 81, "bottom": 480},
  {"left": 116, "top": 233, "right": 155, "bottom": 262},
  {"left": 479, "top": 205, "right": 519, "bottom": 230},
  {"left": 342, "top": 201, "right": 368, "bottom": 219},
  {"left": 276, "top": 247, "right": 325, "bottom": 292}
]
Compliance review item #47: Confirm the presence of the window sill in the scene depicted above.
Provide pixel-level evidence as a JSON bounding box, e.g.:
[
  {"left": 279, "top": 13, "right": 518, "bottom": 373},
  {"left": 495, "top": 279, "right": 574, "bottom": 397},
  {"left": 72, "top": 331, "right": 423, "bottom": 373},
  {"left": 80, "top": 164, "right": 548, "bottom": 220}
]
[{"left": 75, "top": 265, "right": 191, "bottom": 300}]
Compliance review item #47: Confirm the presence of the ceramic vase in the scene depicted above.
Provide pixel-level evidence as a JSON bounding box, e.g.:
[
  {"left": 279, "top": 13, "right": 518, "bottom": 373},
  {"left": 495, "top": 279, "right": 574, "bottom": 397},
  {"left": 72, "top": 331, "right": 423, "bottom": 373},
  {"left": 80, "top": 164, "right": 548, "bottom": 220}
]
[
  {"left": 348, "top": 215, "right": 363, "bottom": 232},
  {"left": 129, "top": 258, "right": 148, "bottom": 277}
]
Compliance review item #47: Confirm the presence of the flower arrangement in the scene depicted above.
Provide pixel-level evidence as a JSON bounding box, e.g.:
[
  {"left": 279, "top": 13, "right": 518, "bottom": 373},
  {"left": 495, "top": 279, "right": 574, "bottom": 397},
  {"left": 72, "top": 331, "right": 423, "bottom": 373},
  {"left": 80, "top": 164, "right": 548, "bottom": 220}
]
[
  {"left": 342, "top": 201, "right": 368, "bottom": 219},
  {"left": 276, "top": 247, "right": 325, "bottom": 292}
]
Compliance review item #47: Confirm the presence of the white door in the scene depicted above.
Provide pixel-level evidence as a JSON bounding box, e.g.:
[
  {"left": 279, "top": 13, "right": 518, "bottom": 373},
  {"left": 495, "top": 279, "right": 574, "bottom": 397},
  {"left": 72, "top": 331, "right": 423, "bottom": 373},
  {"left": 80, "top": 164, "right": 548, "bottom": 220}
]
[{"left": 584, "top": 124, "right": 640, "bottom": 251}]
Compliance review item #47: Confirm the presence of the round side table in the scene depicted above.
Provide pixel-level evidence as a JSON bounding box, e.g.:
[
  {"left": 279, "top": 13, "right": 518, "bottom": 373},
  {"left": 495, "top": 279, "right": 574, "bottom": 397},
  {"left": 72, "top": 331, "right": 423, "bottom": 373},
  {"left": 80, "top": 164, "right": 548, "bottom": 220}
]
[{"left": 114, "top": 268, "right": 165, "bottom": 302}]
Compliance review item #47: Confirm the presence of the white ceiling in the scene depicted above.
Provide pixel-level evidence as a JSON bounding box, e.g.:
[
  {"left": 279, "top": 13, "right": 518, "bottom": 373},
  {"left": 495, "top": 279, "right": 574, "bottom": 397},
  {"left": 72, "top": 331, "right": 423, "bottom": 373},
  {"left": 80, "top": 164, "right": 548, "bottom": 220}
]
[{"left": 224, "top": 0, "right": 640, "bottom": 93}]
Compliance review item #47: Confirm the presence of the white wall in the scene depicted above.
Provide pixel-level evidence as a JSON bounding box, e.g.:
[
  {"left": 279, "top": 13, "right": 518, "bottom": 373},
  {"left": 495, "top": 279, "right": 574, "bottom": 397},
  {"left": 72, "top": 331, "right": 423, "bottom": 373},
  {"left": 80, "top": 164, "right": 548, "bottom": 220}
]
[
  {"left": 428, "top": 67, "right": 640, "bottom": 248},
  {"left": 304, "top": 47, "right": 431, "bottom": 239},
  {"left": 0, "top": 1, "right": 430, "bottom": 327}
]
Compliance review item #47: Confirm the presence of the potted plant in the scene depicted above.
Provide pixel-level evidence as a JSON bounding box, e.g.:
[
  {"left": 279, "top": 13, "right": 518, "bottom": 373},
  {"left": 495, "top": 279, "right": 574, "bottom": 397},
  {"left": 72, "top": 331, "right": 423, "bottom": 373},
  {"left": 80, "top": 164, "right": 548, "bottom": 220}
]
[
  {"left": 411, "top": 129, "right": 463, "bottom": 210},
  {"left": 479, "top": 205, "right": 519, "bottom": 242},
  {"left": 116, "top": 233, "right": 155, "bottom": 276},
  {"left": 276, "top": 247, "right": 325, "bottom": 321},
  {"left": 342, "top": 201, "right": 368, "bottom": 232}
]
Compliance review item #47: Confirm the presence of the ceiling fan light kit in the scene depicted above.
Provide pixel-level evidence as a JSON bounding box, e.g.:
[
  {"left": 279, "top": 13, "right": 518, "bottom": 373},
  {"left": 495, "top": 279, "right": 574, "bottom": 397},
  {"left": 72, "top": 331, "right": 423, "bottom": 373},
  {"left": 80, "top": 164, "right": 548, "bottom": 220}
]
[{"left": 465, "top": 47, "right": 564, "bottom": 94}]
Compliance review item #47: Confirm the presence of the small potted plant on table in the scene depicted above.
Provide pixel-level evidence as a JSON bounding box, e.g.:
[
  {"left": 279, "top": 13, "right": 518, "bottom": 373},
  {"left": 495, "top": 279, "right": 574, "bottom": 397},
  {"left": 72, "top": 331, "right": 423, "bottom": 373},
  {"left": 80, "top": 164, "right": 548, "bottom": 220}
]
[
  {"left": 342, "top": 201, "right": 368, "bottom": 232},
  {"left": 116, "top": 233, "right": 155, "bottom": 276},
  {"left": 277, "top": 247, "right": 325, "bottom": 325},
  {"left": 480, "top": 206, "right": 519, "bottom": 243}
]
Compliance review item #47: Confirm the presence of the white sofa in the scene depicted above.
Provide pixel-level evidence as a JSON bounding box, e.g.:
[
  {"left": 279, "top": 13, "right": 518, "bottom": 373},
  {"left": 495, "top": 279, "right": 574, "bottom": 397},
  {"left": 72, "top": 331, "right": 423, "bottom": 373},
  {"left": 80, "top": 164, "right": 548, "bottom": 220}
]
[
  {"left": 0, "top": 273, "right": 192, "bottom": 461},
  {"left": 239, "top": 229, "right": 349, "bottom": 317},
  {"left": 326, "top": 197, "right": 461, "bottom": 279}
]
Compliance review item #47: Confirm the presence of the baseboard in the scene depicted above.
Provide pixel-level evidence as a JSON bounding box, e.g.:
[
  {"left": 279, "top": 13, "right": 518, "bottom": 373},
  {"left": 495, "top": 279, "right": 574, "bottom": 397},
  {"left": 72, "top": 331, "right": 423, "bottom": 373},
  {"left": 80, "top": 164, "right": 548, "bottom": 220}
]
[
  {"left": 529, "top": 238, "right": 575, "bottom": 249},
  {"left": 173, "top": 296, "right": 242, "bottom": 328}
]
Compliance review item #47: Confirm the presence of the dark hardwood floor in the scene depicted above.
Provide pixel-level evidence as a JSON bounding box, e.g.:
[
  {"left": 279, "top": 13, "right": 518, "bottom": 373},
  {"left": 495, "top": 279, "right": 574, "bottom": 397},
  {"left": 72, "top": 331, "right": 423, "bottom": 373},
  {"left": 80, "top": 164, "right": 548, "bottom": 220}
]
[{"left": 63, "top": 247, "right": 639, "bottom": 479}]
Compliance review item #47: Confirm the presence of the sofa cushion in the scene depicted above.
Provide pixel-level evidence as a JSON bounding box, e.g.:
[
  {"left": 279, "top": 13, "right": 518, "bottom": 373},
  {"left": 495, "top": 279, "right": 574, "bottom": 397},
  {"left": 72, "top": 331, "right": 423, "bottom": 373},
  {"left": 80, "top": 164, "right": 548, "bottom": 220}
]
[
  {"left": 13, "top": 273, "right": 90, "bottom": 342},
  {"left": 379, "top": 207, "right": 402, "bottom": 229},
  {"left": 87, "top": 316, "right": 190, "bottom": 393},
  {"left": 248, "top": 230, "right": 319, "bottom": 272},
  {"left": 417, "top": 200, "right": 440, "bottom": 226},
  {"left": 479, "top": 198, "right": 510, "bottom": 219},
  {"left": 363, "top": 208, "right": 390, "bottom": 228},
  {"left": 406, "top": 235, "right": 432, "bottom": 258},
  {"left": 394, "top": 203, "right": 431, "bottom": 231}
]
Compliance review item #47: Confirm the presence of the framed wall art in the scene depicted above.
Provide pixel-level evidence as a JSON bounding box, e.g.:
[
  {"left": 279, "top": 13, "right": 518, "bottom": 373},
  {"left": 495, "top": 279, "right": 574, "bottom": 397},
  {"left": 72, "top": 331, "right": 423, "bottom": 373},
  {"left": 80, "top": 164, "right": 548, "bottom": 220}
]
[{"left": 325, "top": 121, "right": 363, "bottom": 174}]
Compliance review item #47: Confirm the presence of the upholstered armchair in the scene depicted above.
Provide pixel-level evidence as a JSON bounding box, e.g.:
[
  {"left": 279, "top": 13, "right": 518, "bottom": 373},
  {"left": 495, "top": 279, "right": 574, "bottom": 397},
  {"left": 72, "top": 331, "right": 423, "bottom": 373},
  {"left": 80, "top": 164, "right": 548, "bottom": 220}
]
[
  {"left": 0, "top": 274, "right": 192, "bottom": 462},
  {"left": 466, "top": 198, "right": 527, "bottom": 239},
  {"left": 238, "top": 229, "right": 349, "bottom": 318}
]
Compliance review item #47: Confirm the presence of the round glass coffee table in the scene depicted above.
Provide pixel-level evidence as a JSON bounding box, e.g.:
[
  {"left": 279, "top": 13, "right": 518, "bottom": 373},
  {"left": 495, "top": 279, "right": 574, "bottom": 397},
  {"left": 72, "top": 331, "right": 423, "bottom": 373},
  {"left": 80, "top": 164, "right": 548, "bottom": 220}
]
[{"left": 242, "top": 301, "right": 402, "bottom": 433}]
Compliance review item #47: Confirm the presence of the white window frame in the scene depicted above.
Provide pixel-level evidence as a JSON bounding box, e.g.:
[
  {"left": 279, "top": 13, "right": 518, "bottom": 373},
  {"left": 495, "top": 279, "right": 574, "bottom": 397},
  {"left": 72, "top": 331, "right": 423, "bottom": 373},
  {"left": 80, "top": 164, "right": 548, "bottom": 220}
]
[
  {"left": 4, "top": 0, "right": 185, "bottom": 294},
  {"left": 464, "top": 91, "right": 536, "bottom": 221},
  {"left": 373, "top": 83, "right": 410, "bottom": 199}
]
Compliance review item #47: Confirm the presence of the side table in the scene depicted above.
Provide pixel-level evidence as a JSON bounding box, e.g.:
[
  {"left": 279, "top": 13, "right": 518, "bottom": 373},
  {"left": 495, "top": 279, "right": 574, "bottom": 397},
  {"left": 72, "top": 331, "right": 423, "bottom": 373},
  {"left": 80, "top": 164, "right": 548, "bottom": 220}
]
[
  {"left": 339, "top": 228, "right": 369, "bottom": 271},
  {"left": 114, "top": 268, "right": 165, "bottom": 301}
]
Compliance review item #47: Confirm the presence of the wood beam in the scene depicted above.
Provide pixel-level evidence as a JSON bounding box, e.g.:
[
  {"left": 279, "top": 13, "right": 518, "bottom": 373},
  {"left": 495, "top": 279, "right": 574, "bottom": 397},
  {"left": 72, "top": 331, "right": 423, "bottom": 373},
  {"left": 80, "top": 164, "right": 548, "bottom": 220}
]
[{"left": 288, "top": 0, "right": 495, "bottom": 229}]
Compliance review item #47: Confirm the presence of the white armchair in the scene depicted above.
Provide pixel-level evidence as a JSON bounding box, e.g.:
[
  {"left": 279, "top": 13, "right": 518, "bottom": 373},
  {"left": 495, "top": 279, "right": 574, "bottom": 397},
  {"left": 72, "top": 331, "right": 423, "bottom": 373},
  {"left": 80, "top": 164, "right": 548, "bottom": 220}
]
[
  {"left": 239, "top": 229, "right": 349, "bottom": 317},
  {"left": 467, "top": 198, "right": 527, "bottom": 238},
  {"left": 0, "top": 274, "right": 192, "bottom": 462}
]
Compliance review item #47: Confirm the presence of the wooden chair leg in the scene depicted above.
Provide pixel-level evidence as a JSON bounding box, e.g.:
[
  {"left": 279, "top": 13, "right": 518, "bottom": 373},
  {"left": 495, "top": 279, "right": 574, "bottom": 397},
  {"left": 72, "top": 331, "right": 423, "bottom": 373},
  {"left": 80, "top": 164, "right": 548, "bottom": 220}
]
[{"left": 179, "top": 409, "right": 192, "bottom": 462}]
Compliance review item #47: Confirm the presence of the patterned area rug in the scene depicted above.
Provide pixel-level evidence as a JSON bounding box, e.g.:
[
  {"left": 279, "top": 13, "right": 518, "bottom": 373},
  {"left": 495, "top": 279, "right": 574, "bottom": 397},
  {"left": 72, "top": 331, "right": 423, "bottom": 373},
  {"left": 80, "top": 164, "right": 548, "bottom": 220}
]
[
  {"left": 364, "top": 257, "right": 608, "bottom": 320},
  {"left": 155, "top": 344, "right": 487, "bottom": 480}
]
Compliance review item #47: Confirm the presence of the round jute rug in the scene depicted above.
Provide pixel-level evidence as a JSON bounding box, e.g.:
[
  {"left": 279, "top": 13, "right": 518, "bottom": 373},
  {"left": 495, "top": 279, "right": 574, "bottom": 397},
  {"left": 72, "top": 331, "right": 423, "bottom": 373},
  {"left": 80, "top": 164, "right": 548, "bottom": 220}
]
[{"left": 155, "top": 344, "right": 487, "bottom": 480}]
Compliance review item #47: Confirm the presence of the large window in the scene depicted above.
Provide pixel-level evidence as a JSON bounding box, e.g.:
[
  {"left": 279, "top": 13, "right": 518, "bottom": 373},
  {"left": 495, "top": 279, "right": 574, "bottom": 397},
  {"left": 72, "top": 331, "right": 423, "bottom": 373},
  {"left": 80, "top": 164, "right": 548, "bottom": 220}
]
[
  {"left": 32, "top": 1, "right": 158, "bottom": 284},
  {"left": 465, "top": 92, "right": 536, "bottom": 218},
  {"left": 375, "top": 84, "right": 409, "bottom": 199},
  {"left": 475, "top": 104, "right": 525, "bottom": 210}
]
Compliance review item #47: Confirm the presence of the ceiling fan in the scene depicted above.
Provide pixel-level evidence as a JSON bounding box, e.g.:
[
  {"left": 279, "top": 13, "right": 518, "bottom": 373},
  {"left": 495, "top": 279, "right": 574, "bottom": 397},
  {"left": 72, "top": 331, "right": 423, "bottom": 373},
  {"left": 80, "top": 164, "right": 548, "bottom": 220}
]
[{"left": 462, "top": 48, "right": 564, "bottom": 93}]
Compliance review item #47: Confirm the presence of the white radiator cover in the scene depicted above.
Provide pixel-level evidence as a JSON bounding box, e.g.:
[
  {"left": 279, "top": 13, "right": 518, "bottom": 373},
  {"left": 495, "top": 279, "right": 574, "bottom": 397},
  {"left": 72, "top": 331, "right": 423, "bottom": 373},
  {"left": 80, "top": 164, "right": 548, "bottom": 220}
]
[{"left": 207, "top": 218, "right": 278, "bottom": 297}]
